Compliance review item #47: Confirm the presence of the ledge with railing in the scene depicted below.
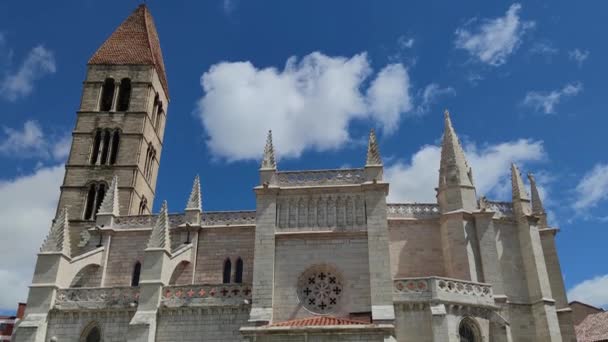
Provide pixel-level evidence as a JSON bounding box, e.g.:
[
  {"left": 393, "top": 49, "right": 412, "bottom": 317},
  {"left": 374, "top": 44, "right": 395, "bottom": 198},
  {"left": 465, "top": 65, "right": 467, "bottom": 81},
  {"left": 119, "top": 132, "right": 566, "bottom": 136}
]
[
  {"left": 393, "top": 277, "right": 494, "bottom": 307},
  {"left": 161, "top": 283, "right": 252, "bottom": 308},
  {"left": 386, "top": 203, "right": 440, "bottom": 219},
  {"left": 54, "top": 286, "right": 140, "bottom": 310}
]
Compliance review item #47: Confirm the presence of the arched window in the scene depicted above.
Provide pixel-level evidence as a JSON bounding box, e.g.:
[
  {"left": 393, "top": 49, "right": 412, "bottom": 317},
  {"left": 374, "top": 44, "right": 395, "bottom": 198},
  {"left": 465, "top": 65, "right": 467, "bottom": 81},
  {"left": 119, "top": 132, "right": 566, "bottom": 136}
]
[
  {"left": 81, "top": 323, "right": 101, "bottom": 342},
  {"left": 84, "top": 182, "right": 107, "bottom": 220},
  {"left": 144, "top": 143, "right": 156, "bottom": 181},
  {"left": 222, "top": 258, "right": 231, "bottom": 284},
  {"left": 138, "top": 196, "right": 148, "bottom": 215},
  {"left": 235, "top": 257, "right": 243, "bottom": 283},
  {"left": 90, "top": 129, "right": 120, "bottom": 165},
  {"left": 100, "top": 78, "right": 115, "bottom": 111},
  {"left": 131, "top": 261, "right": 142, "bottom": 287},
  {"left": 458, "top": 317, "right": 480, "bottom": 342},
  {"left": 116, "top": 78, "right": 131, "bottom": 111}
]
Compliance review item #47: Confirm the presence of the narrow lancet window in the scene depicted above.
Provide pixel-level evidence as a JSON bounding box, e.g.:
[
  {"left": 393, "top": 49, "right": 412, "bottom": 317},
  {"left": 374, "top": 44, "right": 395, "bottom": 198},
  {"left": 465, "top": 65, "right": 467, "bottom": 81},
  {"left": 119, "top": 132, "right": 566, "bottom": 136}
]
[
  {"left": 84, "top": 182, "right": 107, "bottom": 220},
  {"left": 131, "top": 261, "right": 142, "bottom": 286},
  {"left": 110, "top": 130, "right": 120, "bottom": 164},
  {"left": 223, "top": 258, "right": 232, "bottom": 284},
  {"left": 235, "top": 258, "right": 243, "bottom": 283},
  {"left": 90, "top": 130, "right": 101, "bottom": 164}
]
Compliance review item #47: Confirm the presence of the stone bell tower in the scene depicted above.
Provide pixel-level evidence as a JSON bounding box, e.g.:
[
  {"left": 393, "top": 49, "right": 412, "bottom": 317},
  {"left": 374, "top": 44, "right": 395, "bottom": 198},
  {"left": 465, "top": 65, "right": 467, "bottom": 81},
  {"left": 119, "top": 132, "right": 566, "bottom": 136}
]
[{"left": 56, "top": 4, "right": 169, "bottom": 221}]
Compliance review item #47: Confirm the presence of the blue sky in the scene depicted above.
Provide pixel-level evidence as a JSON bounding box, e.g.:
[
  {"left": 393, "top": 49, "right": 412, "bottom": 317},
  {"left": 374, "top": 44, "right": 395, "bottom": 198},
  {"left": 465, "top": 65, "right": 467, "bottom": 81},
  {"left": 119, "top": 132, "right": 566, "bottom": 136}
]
[{"left": 0, "top": 0, "right": 607, "bottom": 313}]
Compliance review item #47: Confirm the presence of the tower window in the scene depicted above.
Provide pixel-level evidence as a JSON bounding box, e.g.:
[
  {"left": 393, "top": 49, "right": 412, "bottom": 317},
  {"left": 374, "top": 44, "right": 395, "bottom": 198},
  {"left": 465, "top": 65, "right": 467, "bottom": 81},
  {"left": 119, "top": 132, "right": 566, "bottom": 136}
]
[
  {"left": 155, "top": 103, "right": 164, "bottom": 133},
  {"left": 235, "top": 257, "right": 243, "bottom": 283},
  {"left": 131, "top": 261, "right": 142, "bottom": 286},
  {"left": 84, "top": 182, "right": 107, "bottom": 220},
  {"left": 458, "top": 317, "right": 480, "bottom": 342},
  {"left": 116, "top": 78, "right": 131, "bottom": 111},
  {"left": 81, "top": 324, "right": 101, "bottom": 342},
  {"left": 138, "top": 196, "right": 148, "bottom": 215},
  {"left": 90, "top": 129, "right": 120, "bottom": 165},
  {"left": 151, "top": 93, "right": 159, "bottom": 126},
  {"left": 100, "top": 78, "right": 115, "bottom": 111},
  {"left": 222, "top": 258, "right": 231, "bottom": 284},
  {"left": 144, "top": 143, "right": 156, "bottom": 181}
]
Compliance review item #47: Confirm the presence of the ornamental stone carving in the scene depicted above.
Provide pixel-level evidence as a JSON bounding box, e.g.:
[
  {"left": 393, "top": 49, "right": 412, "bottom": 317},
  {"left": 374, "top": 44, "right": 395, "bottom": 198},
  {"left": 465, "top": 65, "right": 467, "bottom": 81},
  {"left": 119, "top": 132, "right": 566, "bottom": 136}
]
[{"left": 297, "top": 265, "right": 344, "bottom": 315}]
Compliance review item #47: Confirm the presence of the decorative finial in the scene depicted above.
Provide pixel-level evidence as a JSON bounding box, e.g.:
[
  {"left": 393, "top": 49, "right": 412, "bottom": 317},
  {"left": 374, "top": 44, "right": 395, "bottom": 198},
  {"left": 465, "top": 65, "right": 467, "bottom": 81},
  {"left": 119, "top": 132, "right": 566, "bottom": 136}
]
[
  {"left": 511, "top": 163, "right": 530, "bottom": 201},
  {"left": 261, "top": 130, "right": 276, "bottom": 170},
  {"left": 366, "top": 128, "right": 382, "bottom": 166},
  {"left": 527, "top": 172, "right": 547, "bottom": 227},
  {"left": 40, "top": 207, "right": 71, "bottom": 257},
  {"left": 147, "top": 200, "right": 171, "bottom": 251},
  {"left": 186, "top": 175, "right": 202, "bottom": 211}
]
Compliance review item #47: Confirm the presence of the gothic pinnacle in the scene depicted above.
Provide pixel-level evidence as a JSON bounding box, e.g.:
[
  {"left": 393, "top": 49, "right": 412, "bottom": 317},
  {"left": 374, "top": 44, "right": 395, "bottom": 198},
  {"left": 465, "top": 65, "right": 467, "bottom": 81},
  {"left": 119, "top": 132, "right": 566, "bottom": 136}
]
[
  {"left": 511, "top": 163, "right": 530, "bottom": 201},
  {"left": 147, "top": 200, "right": 171, "bottom": 251},
  {"left": 527, "top": 173, "right": 545, "bottom": 213},
  {"left": 439, "top": 110, "right": 474, "bottom": 188},
  {"left": 98, "top": 176, "right": 119, "bottom": 216},
  {"left": 261, "top": 130, "right": 276, "bottom": 170},
  {"left": 366, "top": 128, "right": 382, "bottom": 166},
  {"left": 40, "top": 207, "right": 71, "bottom": 257},
  {"left": 186, "top": 175, "right": 202, "bottom": 211}
]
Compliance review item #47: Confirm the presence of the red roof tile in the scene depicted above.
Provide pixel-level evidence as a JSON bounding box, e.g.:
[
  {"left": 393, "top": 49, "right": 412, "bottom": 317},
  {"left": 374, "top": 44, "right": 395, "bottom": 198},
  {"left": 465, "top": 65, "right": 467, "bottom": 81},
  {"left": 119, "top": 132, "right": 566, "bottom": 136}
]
[
  {"left": 576, "top": 311, "right": 608, "bottom": 342},
  {"left": 268, "top": 316, "right": 369, "bottom": 327},
  {"left": 89, "top": 5, "right": 169, "bottom": 98}
]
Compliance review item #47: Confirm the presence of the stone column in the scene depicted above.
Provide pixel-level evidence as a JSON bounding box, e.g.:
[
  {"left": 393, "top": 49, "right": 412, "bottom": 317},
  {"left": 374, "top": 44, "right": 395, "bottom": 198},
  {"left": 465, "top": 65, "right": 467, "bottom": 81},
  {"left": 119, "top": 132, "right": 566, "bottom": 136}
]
[
  {"left": 249, "top": 187, "right": 278, "bottom": 324},
  {"left": 363, "top": 181, "right": 395, "bottom": 322},
  {"left": 473, "top": 211, "right": 505, "bottom": 297},
  {"left": 440, "top": 211, "right": 482, "bottom": 282}
]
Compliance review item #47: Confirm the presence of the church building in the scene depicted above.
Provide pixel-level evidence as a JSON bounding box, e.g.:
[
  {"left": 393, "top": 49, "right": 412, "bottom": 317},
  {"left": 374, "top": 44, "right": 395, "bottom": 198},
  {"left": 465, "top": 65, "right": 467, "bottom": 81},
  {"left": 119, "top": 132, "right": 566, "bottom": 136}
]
[{"left": 14, "top": 5, "right": 575, "bottom": 342}]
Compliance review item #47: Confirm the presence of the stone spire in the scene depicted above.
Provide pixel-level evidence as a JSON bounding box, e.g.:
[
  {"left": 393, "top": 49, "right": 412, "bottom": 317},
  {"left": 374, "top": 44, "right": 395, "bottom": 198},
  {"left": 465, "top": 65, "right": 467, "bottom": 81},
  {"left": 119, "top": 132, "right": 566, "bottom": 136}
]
[
  {"left": 437, "top": 110, "right": 477, "bottom": 212},
  {"left": 98, "top": 176, "right": 119, "bottom": 216},
  {"left": 147, "top": 201, "right": 171, "bottom": 252},
  {"left": 261, "top": 130, "right": 276, "bottom": 170},
  {"left": 40, "top": 207, "right": 71, "bottom": 257},
  {"left": 185, "top": 175, "right": 202, "bottom": 211},
  {"left": 366, "top": 128, "right": 382, "bottom": 166},
  {"left": 528, "top": 172, "right": 548, "bottom": 227},
  {"left": 439, "top": 110, "right": 474, "bottom": 189}
]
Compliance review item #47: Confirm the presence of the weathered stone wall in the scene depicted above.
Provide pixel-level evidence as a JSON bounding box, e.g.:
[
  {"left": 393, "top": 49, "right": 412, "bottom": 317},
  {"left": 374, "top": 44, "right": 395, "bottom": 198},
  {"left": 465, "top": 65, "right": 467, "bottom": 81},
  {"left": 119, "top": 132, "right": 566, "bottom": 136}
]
[
  {"left": 193, "top": 226, "right": 255, "bottom": 284},
  {"left": 272, "top": 234, "right": 371, "bottom": 322},
  {"left": 156, "top": 307, "right": 249, "bottom": 342},
  {"left": 388, "top": 220, "right": 444, "bottom": 278},
  {"left": 495, "top": 220, "right": 529, "bottom": 302},
  {"left": 45, "top": 310, "right": 134, "bottom": 342},
  {"left": 104, "top": 231, "right": 149, "bottom": 286},
  {"left": 393, "top": 304, "right": 433, "bottom": 342}
]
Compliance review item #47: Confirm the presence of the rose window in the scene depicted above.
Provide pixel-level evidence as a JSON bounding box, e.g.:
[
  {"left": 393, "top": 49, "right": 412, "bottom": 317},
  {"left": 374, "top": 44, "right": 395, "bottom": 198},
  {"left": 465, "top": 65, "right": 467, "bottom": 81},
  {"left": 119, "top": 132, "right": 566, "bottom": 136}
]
[{"left": 297, "top": 266, "right": 343, "bottom": 314}]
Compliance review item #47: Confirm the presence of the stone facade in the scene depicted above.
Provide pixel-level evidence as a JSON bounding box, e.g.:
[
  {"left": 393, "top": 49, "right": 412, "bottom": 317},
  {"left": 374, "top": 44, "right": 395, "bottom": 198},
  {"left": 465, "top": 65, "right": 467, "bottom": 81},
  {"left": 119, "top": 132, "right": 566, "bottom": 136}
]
[{"left": 13, "top": 4, "right": 574, "bottom": 342}]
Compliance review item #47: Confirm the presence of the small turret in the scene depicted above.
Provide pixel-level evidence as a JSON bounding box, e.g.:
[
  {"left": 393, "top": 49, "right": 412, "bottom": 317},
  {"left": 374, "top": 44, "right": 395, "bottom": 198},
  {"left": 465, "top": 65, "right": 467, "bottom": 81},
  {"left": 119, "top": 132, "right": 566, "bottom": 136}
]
[
  {"left": 147, "top": 200, "right": 171, "bottom": 252},
  {"left": 185, "top": 175, "right": 202, "bottom": 225},
  {"left": 511, "top": 163, "right": 531, "bottom": 216},
  {"left": 260, "top": 130, "right": 277, "bottom": 186},
  {"left": 40, "top": 207, "right": 71, "bottom": 257},
  {"left": 528, "top": 172, "right": 548, "bottom": 227}
]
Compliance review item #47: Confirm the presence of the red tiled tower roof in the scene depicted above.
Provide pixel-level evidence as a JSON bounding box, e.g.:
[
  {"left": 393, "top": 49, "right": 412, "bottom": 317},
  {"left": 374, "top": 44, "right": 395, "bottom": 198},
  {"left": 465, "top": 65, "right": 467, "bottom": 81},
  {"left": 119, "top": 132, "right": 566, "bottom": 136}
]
[
  {"left": 89, "top": 4, "right": 169, "bottom": 98},
  {"left": 268, "top": 316, "right": 369, "bottom": 327}
]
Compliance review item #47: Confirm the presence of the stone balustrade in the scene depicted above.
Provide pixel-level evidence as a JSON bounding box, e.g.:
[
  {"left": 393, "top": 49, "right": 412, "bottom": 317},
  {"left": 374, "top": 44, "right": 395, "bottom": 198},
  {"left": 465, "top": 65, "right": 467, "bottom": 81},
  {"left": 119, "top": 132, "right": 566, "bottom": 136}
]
[
  {"left": 386, "top": 203, "right": 440, "bottom": 219},
  {"left": 393, "top": 277, "right": 494, "bottom": 307},
  {"left": 202, "top": 211, "right": 256, "bottom": 226},
  {"left": 484, "top": 201, "right": 514, "bottom": 218},
  {"left": 277, "top": 169, "right": 366, "bottom": 186},
  {"left": 161, "top": 284, "right": 252, "bottom": 308},
  {"left": 54, "top": 286, "right": 140, "bottom": 310}
]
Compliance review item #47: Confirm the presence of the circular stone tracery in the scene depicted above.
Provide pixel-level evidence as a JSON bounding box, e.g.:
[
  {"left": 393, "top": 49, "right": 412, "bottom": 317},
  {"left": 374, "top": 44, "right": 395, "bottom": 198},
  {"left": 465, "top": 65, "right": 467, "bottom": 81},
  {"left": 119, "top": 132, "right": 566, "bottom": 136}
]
[{"left": 297, "top": 266, "right": 343, "bottom": 314}]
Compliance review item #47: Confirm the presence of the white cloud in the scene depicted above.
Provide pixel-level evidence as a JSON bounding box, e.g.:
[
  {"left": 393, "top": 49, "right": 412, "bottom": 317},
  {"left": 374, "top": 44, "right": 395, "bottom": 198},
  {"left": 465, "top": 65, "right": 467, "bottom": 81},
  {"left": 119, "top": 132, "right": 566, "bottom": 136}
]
[
  {"left": 397, "top": 36, "right": 415, "bottom": 49},
  {"left": 366, "top": 64, "right": 412, "bottom": 132},
  {"left": 0, "top": 165, "right": 64, "bottom": 309},
  {"left": 416, "top": 83, "right": 456, "bottom": 114},
  {"left": 0, "top": 120, "right": 69, "bottom": 160},
  {"left": 385, "top": 138, "right": 546, "bottom": 203},
  {"left": 573, "top": 163, "right": 608, "bottom": 211},
  {"left": 568, "top": 274, "right": 608, "bottom": 309},
  {"left": 222, "top": 0, "right": 236, "bottom": 14},
  {"left": 523, "top": 82, "right": 582, "bottom": 114},
  {"left": 529, "top": 41, "right": 558, "bottom": 57},
  {"left": 1, "top": 45, "right": 56, "bottom": 101},
  {"left": 455, "top": 3, "right": 534, "bottom": 66},
  {"left": 197, "top": 52, "right": 412, "bottom": 161},
  {"left": 569, "top": 48, "right": 590, "bottom": 67}
]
